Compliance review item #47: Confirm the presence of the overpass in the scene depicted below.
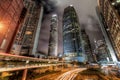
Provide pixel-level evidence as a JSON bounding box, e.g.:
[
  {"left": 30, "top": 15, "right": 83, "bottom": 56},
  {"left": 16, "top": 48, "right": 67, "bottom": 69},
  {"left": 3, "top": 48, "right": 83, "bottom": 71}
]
[{"left": 0, "top": 53, "right": 64, "bottom": 80}]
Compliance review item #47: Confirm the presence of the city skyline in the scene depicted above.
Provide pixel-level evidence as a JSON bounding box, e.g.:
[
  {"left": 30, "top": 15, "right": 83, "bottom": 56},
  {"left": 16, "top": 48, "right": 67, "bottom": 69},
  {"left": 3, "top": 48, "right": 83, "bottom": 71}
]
[
  {"left": 0, "top": 0, "right": 120, "bottom": 80},
  {"left": 38, "top": 0, "right": 104, "bottom": 55},
  {"left": 0, "top": 0, "right": 118, "bottom": 61}
]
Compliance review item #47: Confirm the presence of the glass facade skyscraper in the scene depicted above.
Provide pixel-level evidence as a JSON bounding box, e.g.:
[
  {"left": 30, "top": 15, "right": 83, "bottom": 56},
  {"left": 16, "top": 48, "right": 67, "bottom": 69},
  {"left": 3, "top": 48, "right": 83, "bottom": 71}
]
[
  {"left": 63, "top": 5, "right": 85, "bottom": 62},
  {"left": 81, "top": 29, "right": 94, "bottom": 62},
  {"left": 48, "top": 14, "right": 58, "bottom": 57}
]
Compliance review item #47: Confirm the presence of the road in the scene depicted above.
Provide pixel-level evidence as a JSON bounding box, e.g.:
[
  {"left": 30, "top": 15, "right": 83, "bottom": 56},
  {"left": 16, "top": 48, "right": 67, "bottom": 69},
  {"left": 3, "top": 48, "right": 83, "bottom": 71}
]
[
  {"left": 35, "top": 68, "right": 73, "bottom": 80},
  {"left": 56, "top": 68, "right": 86, "bottom": 80}
]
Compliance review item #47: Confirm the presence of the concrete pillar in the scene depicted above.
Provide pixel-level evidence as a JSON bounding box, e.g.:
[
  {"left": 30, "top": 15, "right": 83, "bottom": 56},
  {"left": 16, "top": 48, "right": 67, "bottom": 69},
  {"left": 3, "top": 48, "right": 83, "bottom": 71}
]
[{"left": 22, "top": 69, "right": 28, "bottom": 80}]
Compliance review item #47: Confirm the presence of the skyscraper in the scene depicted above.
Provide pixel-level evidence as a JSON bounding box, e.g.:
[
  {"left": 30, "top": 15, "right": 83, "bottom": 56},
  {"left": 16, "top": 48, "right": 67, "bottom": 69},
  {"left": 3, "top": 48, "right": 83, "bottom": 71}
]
[
  {"left": 94, "top": 40, "right": 112, "bottom": 63},
  {"left": 11, "top": 0, "right": 44, "bottom": 57},
  {"left": 63, "top": 5, "right": 85, "bottom": 62},
  {"left": 97, "top": 0, "right": 120, "bottom": 61},
  {"left": 81, "top": 29, "right": 94, "bottom": 62},
  {"left": 0, "top": 0, "right": 24, "bottom": 53},
  {"left": 48, "top": 14, "right": 58, "bottom": 57}
]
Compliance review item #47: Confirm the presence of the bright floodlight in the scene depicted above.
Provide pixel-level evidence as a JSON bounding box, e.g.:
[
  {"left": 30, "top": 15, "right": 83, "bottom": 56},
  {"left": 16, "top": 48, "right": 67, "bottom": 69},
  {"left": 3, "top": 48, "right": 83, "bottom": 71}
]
[
  {"left": 70, "top": 5, "right": 73, "bottom": 7},
  {"left": 0, "top": 22, "right": 4, "bottom": 29},
  {"left": 117, "top": 0, "right": 120, "bottom": 3},
  {"left": 52, "top": 14, "right": 57, "bottom": 17},
  {"left": 112, "top": 2, "right": 115, "bottom": 5}
]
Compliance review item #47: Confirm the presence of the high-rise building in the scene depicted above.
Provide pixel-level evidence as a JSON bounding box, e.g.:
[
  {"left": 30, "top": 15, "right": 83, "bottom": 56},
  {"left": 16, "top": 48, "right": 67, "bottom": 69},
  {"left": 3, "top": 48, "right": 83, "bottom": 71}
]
[
  {"left": 98, "top": 0, "right": 120, "bottom": 61},
  {"left": 94, "top": 40, "right": 112, "bottom": 63},
  {"left": 0, "top": 0, "right": 24, "bottom": 53},
  {"left": 96, "top": 7, "right": 118, "bottom": 63},
  {"left": 63, "top": 5, "right": 85, "bottom": 62},
  {"left": 11, "top": 0, "right": 44, "bottom": 57},
  {"left": 48, "top": 14, "right": 58, "bottom": 57},
  {"left": 81, "top": 29, "right": 94, "bottom": 62}
]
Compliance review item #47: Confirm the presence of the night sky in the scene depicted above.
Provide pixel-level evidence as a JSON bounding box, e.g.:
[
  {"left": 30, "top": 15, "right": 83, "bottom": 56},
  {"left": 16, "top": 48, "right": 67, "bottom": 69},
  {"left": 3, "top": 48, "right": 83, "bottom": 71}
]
[{"left": 38, "top": 0, "right": 104, "bottom": 55}]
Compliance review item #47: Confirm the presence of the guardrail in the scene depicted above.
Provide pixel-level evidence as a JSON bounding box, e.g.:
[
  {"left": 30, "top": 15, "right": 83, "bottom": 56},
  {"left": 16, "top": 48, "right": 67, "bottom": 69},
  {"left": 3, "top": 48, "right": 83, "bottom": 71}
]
[
  {"left": 0, "top": 53, "right": 65, "bottom": 72},
  {"left": 0, "top": 53, "right": 59, "bottom": 62},
  {"left": 0, "top": 63, "right": 63, "bottom": 72}
]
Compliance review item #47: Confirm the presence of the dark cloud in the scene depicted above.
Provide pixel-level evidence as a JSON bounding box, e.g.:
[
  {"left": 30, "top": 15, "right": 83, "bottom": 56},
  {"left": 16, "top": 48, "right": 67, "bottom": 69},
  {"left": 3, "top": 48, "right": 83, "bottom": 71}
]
[{"left": 35, "top": 0, "right": 57, "bottom": 14}]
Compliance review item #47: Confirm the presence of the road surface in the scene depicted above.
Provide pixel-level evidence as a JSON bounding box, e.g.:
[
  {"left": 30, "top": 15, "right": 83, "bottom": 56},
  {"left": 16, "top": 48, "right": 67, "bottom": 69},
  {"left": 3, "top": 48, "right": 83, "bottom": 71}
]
[{"left": 56, "top": 68, "right": 86, "bottom": 80}]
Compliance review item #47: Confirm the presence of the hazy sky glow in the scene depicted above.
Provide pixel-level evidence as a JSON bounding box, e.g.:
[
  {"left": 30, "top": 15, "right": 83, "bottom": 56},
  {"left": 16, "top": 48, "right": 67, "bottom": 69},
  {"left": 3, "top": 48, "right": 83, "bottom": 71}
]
[{"left": 38, "top": 0, "right": 103, "bottom": 55}]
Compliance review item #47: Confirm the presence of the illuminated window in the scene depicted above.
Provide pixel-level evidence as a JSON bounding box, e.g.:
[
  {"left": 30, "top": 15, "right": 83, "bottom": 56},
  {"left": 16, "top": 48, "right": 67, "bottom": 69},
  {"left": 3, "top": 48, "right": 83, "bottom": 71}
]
[{"left": 25, "top": 31, "right": 32, "bottom": 35}]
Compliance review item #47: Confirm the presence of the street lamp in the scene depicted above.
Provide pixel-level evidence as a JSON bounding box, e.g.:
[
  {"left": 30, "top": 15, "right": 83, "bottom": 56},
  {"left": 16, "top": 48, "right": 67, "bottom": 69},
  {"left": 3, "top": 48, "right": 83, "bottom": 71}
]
[
  {"left": 0, "top": 22, "right": 4, "bottom": 48},
  {"left": 0, "top": 22, "right": 4, "bottom": 31},
  {"left": 0, "top": 22, "right": 6, "bottom": 36}
]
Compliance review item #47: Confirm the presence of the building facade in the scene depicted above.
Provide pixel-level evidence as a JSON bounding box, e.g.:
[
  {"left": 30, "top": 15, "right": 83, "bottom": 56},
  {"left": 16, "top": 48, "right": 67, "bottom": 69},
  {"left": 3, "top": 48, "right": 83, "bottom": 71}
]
[
  {"left": 11, "top": 0, "right": 44, "bottom": 57},
  {"left": 81, "top": 29, "right": 94, "bottom": 62},
  {"left": 98, "top": 0, "right": 120, "bottom": 60},
  {"left": 94, "top": 40, "right": 112, "bottom": 63},
  {"left": 96, "top": 5, "right": 118, "bottom": 62},
  {"left": 63, "top": 5, "right": 85, "bottom": 62},
  {"left": 48, "top": 14, "right": 58, "bottom": 57},
  {"left": 0, "top": 0, "right": 24, "bottom": 53}
]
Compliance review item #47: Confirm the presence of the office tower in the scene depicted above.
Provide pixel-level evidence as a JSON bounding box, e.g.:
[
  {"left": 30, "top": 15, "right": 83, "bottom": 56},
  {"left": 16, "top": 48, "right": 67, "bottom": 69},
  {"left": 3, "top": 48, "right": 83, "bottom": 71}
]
[
  {"left": 11, "top": 0, "right": 44, "bottom": 57},
  {"left": 0, "top": 0, "right": 24, "bottom": 53},
  {"left": 63, "top": 5, "right": 85, "bottom": 62},
  {"left": 48, "top": 14, "right": 58, "bottom": 57},
  {"left": 81, "top": 29, "right": 94, "bottom": 62},
  {"left": 97, "top": 0, "right": 120, "bottom": 61},
  {"left": 94, "top": 40, "right": 112, "bottom": 63}
]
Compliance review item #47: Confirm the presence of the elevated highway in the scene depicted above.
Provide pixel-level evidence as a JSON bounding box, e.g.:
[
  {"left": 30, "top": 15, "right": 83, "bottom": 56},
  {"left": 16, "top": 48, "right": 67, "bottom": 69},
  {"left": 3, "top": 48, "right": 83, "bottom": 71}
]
[{"left": 0, "top": 53, "right": 64, "bottom": 72}]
